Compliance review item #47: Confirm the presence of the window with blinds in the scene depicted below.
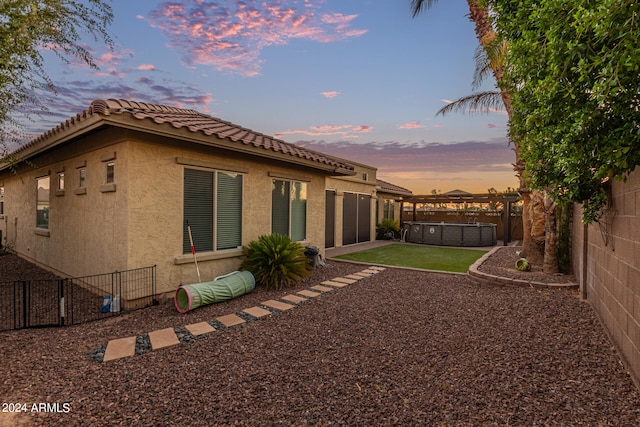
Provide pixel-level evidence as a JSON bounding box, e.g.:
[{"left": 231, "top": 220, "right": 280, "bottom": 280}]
[
  {"left": 216, "top": 172, "right": 243, "bottom": 250},
  {"left": 36, "top": 176, "right": 50, "bottom": 229},
  {"left": 183, "top": 168, "right": 243, "bottom": 254},
  {"left": 384, "top": 199, "right": 395, "bottom": 221},
  {"left": 272, "top": 179, "right": 307, "bottom": 241}
]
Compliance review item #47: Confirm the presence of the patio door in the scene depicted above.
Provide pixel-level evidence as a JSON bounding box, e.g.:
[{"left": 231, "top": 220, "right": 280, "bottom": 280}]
[
  {"left": 325, "top": 190, "right": 335, "bottom": 248},
  {"left": 342, "top": 192, "right": 370, "bottom": 245},
  {"left": 357, "top": 194, "right": 371, "bottom": 242}
]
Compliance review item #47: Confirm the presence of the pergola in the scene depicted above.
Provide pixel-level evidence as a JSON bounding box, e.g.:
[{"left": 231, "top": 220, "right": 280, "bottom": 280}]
[{"left": 401, "top": 192, "right": 522, "bottom": 245}]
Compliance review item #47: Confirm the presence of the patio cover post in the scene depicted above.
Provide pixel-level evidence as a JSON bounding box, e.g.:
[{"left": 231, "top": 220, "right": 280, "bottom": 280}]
[{"left": 503, "top": 200, "right": 511, "bottom": 246}]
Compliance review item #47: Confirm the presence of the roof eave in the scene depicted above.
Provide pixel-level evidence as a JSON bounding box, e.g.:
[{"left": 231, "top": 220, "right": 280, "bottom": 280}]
[
  {"left": 94, "top": 115, "right": 356, "bottom": 176},
  {"left": 1, "top": 115, "right": 105, "bottom": 172},
  {"left": 333, "top": 167, "right": 357, "bottom": 176},
  {"left": 3, "top": 102, "right": 358, "bottom": 177},
  {"left": 380, "top": 189, "right": 413, "bottom": 198}
]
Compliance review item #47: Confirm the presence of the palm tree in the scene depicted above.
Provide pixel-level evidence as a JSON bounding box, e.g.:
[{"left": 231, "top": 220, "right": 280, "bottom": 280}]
[
  {"left": 412, "top": 0, "right": 549, "bottom": 267},
  {"left": 412, "top": 1, "right": 511, "bottom": 110}
]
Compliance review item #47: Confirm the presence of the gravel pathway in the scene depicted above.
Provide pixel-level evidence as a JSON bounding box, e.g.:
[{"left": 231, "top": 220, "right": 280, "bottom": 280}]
[{"left": 1, "top": 250, "right": 638, "bottom": 426}]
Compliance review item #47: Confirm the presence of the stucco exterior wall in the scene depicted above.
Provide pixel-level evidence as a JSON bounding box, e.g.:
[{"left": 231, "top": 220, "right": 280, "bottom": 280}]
[
  {"left": 572, "top": 168, "right": 640, "bottom": 387},
  {"left": 326, "top": 163, "right": 377, "bottom": 248},
  {"left": 125, "top": 137, "right": 329, "bottom": 294},
  {"left": 0, "top": 114, "right": 384, "bottom": 308},
  {"left": 1, "top": 125, "right": 377, "bottom": 301},
  {"left": 0, "top": 134, "right": 129, "bottom": 278}
]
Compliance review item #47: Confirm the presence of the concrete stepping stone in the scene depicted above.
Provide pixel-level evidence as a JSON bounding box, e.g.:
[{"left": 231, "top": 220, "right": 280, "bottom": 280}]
[
  {"left": 353, "top": 272, "right": 373, "bottom": 278},
  {"left": 242, "top": 306, "right": 272, "bottom": 319},
  {"left": 149, "top": 328, "right": 180, "bottom": 351},
  {"left": 330, "top": 277, "right": 357, "bottom": 284},
  {"left": 297, "top": 289, "right": 321, "bottom": 298},
  {"left": 185, "top": 321, "right": 216, "bottom": 336},
  {"left": 310, "top": 285, "right": 334, "bottom": 293},
  {"left": 96, "top": 265, "right": 381, "bottom": 362},
  {"left": 281, "top": 294, "right": 308, "bottom": 304},
  {"left": 262, "top": 299, "right": 296, "bottom": 311},
  {"left": 216, "top": 313, "right": 246, "bottom": 327},
  {"left": 103, "top": 336, "right": 137, "bottom": 362},
  {"left": 322, "top": 280, "right": 348, "bottom": 288}
]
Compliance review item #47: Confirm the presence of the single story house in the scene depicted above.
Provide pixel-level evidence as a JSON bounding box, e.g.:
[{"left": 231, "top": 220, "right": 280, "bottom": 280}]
[{"left": 0, "top": 99, "right": 405, "bottom": 300}]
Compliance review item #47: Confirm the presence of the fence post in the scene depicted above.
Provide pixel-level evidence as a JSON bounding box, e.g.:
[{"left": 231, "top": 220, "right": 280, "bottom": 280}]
[
  {"left": 22, "top": 280, "right": 28, "bottom": 329},
  {"left": 153, "top": 265, "right": 158, "bottom": 306},
  {"left": 59, "top": 279, "right": 65, "bottom": 326},
  {"left": 115, "top": 270, "right": 121, "bottom": 313},
  {"left": 13, "top": 280, "right": 19, "bottom": 330}
]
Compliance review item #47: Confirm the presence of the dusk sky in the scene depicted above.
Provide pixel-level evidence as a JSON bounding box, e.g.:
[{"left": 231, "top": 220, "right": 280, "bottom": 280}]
[{"left": 30, "top": 0, "right": 517, "bottom": 194}]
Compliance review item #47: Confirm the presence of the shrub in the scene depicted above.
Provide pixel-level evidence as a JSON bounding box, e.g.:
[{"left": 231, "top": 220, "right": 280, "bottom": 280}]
[
  {"left": 376, "top": 218, "right": 400, "bottom": 240},
  {"left": 240, "top": 233, "right": 311, "bottom": 290}
]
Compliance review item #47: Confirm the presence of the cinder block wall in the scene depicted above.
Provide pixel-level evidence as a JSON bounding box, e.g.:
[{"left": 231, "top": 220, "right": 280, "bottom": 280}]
[{"left": 572, "top": 169, "right": 640, "bottom": 387}]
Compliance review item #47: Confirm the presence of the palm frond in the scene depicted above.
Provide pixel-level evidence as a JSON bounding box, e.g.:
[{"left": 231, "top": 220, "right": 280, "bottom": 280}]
[
  {"left": 411, "top": 0, "right": 439, "bottom": 17},
  {"left": 472, "top": 45, "right": 491, "bottom": 90},
  {"left": 473, "top": 36, "right": 508, "bottom": 90},
  {"left": 437, "top": 91, "right": 504, "bottom": 117}
]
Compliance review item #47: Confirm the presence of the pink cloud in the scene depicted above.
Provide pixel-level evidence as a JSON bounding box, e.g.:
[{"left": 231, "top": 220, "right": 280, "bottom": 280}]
[
  {"left": 321, "top": 13, "right": 358, "bottom": 25},
  {"left": 398, "top": 121, "right": 426, "bottom": 130},
  {"left": 311, "top": 124, "right": 352, "bottom": 132},
  {"left": 147, "top": 0, "right": 367, "bottom": 76},
  {"left": 274, "top": 123, "right": 371, "bottom": 138},
  {"left": 95, "top": 49, "right": 134, "bottom": 67},
  {"left": 92, "top": 67, "right": 125, "bottom": 78},
  {"left": 321, "top": 91, "right": 341, "bottom": 99},
  {"left": 138, "top": 64, "right": 156, "bottom": 71}
]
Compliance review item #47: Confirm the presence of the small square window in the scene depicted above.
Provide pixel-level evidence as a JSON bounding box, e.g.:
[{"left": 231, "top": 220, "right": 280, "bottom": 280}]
[
  {"left": 79, "top": 168, "right": 86, "bottom": 188},
  {"left": 106, "top": 162, "right": 115, "bottom": 184},
  {"left": 57, "top": 172, "right": 65, "bottom": 191}
]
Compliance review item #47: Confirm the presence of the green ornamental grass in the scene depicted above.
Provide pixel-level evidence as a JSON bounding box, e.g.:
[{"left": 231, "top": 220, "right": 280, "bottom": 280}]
[
  {"left": 376, "top": 218, "right": 401, "bottom": 239},
  {"left": 335, "top": 243, "right": 486, "bottom": 273},
  {"left": 240, "top": 233, "right": 311, "bottom": 290}
]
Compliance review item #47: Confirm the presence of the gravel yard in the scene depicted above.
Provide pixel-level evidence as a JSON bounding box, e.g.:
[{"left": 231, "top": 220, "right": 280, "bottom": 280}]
[{"left": 1, "top": 248, "right": 638, "bottom": 426}]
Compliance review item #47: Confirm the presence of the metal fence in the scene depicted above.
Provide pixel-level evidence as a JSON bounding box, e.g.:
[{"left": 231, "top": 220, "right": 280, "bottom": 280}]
[{"left": 0, "top": 265, "right": 157, "bottom": 331}]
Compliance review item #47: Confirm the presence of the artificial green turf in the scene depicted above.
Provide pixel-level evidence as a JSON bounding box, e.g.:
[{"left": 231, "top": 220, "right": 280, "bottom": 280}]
[{"left": 334, "top": 243, "right": 487, "bottom": 273}]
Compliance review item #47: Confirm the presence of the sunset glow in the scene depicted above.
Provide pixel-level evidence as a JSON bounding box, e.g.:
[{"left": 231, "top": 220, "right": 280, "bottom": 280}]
[{"left": 21, "top": 1, "right": 514, "bottom": 194}]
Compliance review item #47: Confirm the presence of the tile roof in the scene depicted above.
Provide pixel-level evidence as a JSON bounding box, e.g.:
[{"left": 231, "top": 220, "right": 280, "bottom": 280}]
[
  {"left": 376, "top": 179, "right": 413, "bottom": 197},
  {"left": 15, "top": 99, "right": 356, "bottom": 174}
]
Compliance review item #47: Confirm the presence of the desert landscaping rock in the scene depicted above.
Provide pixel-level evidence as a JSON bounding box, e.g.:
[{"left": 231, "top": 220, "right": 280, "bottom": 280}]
[
  {"left": 1, "top": 251, "right": 639, "bottom": 425},
  {"left": 134, "top": 333, "right": 151, "bottom": 356}
]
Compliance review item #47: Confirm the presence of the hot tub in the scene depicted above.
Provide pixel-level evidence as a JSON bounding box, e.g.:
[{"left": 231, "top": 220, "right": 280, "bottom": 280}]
[{"left": 402, "top": 221, "right": 497, "bottom": 247}]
